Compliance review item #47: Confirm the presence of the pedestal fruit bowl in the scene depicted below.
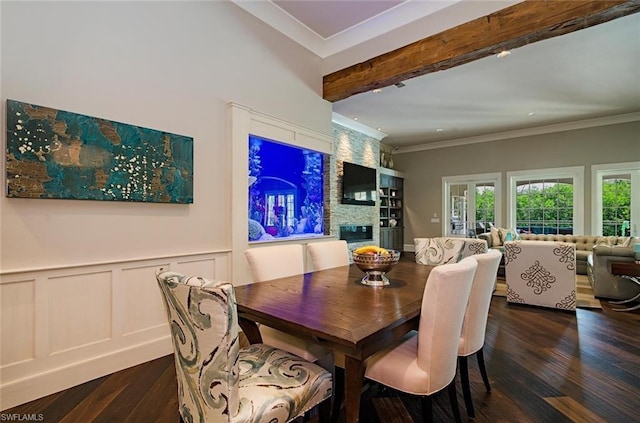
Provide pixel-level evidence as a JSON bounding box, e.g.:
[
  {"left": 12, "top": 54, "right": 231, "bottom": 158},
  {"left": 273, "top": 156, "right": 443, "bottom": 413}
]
[{"left": 352, "top": 246, "right": 400, "bottom": 286}]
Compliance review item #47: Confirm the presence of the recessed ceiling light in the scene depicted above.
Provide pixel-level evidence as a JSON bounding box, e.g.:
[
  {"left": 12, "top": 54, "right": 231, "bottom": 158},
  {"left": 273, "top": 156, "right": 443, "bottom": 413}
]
[
  {"left": 376, "top": 127, "right": 382, "bottom": 131},
  {"left": 528, "top": 112, "right": 535, "bottom": 116},
  {"left": 372, "top": 89, "right": 382, "bottom": 94},
  {"left": 353, "top": 117, "right": 359, "bottom": 121},
  {"left": 436, "top": 128, "right": 444, "bottom": 132},
  {"left": 496, "top": 50, "right": 511, "bottom": 58}
]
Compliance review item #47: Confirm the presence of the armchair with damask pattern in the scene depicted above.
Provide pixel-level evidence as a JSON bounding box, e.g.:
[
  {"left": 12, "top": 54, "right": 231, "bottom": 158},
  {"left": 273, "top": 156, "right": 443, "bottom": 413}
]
[
  {"left": 504, "top": 240, "right": 577, "bottom": 311},
  {"left": 414, "top": 237, "right": 487, "bottom": 266}
]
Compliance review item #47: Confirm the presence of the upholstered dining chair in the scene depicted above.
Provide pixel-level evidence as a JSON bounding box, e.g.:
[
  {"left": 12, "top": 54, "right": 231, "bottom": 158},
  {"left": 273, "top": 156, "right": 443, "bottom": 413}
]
[
  {"left": 364, "top": 257, "right": 478, "bottom": 423},
  {"left": 458, "top": 249, "right": 502, "bottom": 419},
  {"left": 307, "top": 240, "right": 350, "bottom": 271},
  {"left": 244, "top": 244, "right": 333, "bottom": 365},
  {"left": 155, "top": 269, "right": 333, "bottom": 423},
  {"left": 306, "top": 240, "right": 350, "bottom": 420}
]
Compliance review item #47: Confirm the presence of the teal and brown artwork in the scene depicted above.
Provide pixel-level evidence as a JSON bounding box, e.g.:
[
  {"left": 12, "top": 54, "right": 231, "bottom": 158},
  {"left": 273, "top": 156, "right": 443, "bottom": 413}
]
[{"left": 5, "top": 100, "right": 193, "bottom": 203}]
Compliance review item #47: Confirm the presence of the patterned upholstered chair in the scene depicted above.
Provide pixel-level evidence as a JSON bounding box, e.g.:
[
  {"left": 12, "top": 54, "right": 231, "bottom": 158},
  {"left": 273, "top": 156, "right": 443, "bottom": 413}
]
[
  {"left": 504, "top": 240, "right": 577, "bottom": 311},
  {"left": 156, "top": 269, "right": 333, "bottom": 423},
  {"left": 414, "top": 237, "right": 488, "bottom": 266}
]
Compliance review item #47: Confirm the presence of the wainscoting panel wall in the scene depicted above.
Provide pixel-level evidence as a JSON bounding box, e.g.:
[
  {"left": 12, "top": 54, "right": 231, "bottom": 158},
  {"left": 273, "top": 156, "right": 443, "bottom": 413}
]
[{"left": 0, "top": 251, "right": 231, "bottom": 411}]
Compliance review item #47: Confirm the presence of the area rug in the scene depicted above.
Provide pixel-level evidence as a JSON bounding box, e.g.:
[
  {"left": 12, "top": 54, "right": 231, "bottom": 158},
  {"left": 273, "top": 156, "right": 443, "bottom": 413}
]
[{"left": 494, "top": 274, "right": 602, "bottom": 309}]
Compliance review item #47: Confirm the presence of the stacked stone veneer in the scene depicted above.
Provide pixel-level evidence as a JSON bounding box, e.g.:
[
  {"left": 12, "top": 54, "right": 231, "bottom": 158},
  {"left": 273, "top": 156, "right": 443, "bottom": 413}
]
[{"left": 330, "top": 123, "right": 380, "bottom": 250}]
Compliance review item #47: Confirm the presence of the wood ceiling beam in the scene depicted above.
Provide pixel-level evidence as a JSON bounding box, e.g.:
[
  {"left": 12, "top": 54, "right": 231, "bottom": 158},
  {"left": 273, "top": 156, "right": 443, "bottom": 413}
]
[{"left": 323, "top": 0, "right": 640, "bottom": 102}]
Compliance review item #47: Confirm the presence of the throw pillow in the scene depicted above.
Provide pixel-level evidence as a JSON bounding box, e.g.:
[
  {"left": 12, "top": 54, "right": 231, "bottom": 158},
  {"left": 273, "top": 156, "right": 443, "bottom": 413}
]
[
  {"left": 499, "top": 227, "right": 521, "bottom": 243},
  {"left": 596, "top": 236, "right": 617, "bottom": 246},
  {"left": 490, "top": 226, "right": 502, "bottom": 247}
]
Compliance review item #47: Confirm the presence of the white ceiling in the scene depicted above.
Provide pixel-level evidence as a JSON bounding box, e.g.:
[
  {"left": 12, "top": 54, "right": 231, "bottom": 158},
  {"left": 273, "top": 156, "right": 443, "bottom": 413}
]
[{"left": 233, "top": 1, "right": 640, "bottom": 151}]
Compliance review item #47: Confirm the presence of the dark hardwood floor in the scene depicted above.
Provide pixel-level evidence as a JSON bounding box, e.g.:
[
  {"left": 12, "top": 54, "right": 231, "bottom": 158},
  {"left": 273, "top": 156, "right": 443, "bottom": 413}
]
[{"left": 4, "top": 288, "right": 640, "bottom": 422}]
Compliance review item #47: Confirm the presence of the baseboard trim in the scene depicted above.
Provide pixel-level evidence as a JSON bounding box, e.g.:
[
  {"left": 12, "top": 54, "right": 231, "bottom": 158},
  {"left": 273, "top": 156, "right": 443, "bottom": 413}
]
[{"left": 0, "top": 337, "right": 172, "bottom": 411}]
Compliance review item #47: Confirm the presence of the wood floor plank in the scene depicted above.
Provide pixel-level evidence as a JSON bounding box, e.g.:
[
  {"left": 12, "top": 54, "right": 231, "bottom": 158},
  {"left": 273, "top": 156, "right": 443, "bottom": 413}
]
[
  {"left": 123, "top": 356, "right": 180, "bottom": 423},
  {"left": 544, "top": 396, "right": 609, "bottom": 423},
  {"left": 58, "top": 382, "right": 127, "bottom": 423},
  {"left": 90, "top": 355, "right": 174, "bottom": 423},
  {"left": 371, "top": 397, "right": 414, "bottom": 423},
  {"left": 30, "top": 377, "right": 107, "bottom": 422}
]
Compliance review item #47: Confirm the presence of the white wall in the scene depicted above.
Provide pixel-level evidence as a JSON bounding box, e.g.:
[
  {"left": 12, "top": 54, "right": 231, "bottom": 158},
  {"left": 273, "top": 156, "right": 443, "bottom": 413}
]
[
  {"left": 0, "top": 1, "right": 331, "bottom": 409},
  {"left": 1, "top": 0, "right": 331, "bottom": 272}
]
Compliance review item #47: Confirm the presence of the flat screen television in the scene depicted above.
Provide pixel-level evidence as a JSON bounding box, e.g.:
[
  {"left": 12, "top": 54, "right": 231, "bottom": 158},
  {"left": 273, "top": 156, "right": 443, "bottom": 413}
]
[{"left": 341, "top": 162, "right": 376, "bottom": 206}]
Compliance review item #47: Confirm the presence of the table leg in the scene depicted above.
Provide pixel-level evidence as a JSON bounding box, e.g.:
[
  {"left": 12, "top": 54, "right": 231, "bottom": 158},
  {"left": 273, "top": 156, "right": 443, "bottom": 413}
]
[
  {"left": 344, "top": 355, "right": 365, "bottom": 423},
  {"left": 238, "top": 317, "right": 262, "bottom": 344}
]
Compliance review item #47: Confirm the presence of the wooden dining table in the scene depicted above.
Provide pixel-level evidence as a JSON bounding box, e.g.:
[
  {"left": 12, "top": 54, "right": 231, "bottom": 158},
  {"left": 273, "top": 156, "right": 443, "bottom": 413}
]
[{"left": 234, "top": 260, "right": 433, "bottom": 423}]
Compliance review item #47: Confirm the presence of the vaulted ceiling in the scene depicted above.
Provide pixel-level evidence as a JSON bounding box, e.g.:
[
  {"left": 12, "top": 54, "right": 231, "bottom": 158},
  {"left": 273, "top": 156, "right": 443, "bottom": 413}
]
[{"left": 233, "top": 1, "right": 640, "bottom": 151}]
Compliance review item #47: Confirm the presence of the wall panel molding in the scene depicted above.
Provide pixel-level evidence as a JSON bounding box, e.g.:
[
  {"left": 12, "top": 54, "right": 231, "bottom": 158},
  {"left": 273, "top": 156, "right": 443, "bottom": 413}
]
[{"left": 0, "top": 251, "right": 230, "bottom": 411}]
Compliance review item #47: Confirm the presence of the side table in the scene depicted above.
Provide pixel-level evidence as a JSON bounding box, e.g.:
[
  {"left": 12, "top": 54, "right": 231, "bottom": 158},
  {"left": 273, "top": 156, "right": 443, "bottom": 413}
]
[{"left": 609, "top": 261, "right": 640, "bottom": 312}]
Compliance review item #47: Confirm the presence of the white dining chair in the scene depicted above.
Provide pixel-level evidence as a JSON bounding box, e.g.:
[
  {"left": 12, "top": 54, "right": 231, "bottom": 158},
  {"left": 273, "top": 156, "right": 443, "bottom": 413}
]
[
  {"left": 458, "top": 248, "right": 502, "bottom": 419},
  {"left": 307, "top": 240, "right": 350, "bottom": 271},
  {"left": 244, "top": 244, "right": 333, "bottom": 365},
  {"left": 364, "top": 257, "right": 478, "bottom": 423},
  {"left": 245, "top": 244, "right": 305, "bottom": 283},
  {"left": 306, "top": 240, "right": 351, "bottom": 420}
]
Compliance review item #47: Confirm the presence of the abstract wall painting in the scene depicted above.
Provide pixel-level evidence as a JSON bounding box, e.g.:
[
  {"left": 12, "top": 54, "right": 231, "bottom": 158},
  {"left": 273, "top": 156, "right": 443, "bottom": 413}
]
[{"left": 5, "top": 99, "right": 193, "bottom": 203}]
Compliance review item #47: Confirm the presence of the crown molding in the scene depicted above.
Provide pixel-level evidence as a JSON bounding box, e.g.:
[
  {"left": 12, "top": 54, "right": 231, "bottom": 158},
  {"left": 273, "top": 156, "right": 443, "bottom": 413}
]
[
  {"left": 231, "top": 0, "right": 471, "bottom": 59},
  {"left": 395, "top": 112, "right": 640, "bottom": 154},
  {"left": 230, "top": 0, "right": 325, "bottom": 55},
  {"left": 332, "top": 112, "right": 387, "bottom": 141}
]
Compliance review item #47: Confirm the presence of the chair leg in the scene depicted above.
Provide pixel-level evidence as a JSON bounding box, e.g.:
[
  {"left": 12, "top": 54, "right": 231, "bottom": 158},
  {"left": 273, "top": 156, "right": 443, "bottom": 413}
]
[
  {"left": 318, "top": 397, "right": 332, "bottom": 423},
  {"left": 447, "top": 379, "right": 463, "bottom": 423},
  {"left": 476, "top": 347, "right": 492, "bottom": 392},
  {"left": 331, "top": 367, "right": 344, "bottom": 423},
  {"left": 421, "top": 395, "right": 433, "bottom": 423},
  {"left": 459, "top": 356, "right": 475, "bottom": 419}
]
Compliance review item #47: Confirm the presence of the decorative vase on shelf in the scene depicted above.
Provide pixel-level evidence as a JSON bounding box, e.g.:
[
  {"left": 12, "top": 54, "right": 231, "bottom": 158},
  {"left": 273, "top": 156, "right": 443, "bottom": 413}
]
[
  {"left": 380, "top": 152, "right": 386, "bottom": 167},
  {"left": 388, "top": 156, "right": 394, "bottom": 169}
]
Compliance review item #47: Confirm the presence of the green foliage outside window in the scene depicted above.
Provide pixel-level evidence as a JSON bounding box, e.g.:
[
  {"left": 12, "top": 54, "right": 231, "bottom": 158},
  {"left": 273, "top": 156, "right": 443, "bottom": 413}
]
[
  {"left": 515, "top": 181, "right": 573, "bottom": 234},
  {"left": 602, "top": 178, "right": 631, "bottom": 236},
  {"left": 475, "top": 187, "right": 495, "bottom": 224}
]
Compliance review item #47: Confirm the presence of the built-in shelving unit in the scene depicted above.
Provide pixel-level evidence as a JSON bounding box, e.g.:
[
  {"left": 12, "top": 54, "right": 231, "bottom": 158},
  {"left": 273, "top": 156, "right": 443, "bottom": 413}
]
[{"left": 379, "top": 168, "right": 404, "bottom": 251}]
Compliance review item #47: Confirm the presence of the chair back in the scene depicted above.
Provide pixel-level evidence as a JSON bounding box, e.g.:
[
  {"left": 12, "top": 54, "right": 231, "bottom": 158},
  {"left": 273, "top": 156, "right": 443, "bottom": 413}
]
[
  {"left": 245, "top": 244, "right": 304, "bottom": 282},
  {"left": 156, "top": 269, "right": 239, "bottom": 422},
  {"left": 307, "top": 240, "right": 350, "bottom": 271},
  {"left": 459, "top": 249, "right": 502, "bottom": 356},
  {"left": 417, "top": 257, "right": 477, "bottom": 393},
  {"left": 414, "top": 237, "right": 486, "bottom": 265}
]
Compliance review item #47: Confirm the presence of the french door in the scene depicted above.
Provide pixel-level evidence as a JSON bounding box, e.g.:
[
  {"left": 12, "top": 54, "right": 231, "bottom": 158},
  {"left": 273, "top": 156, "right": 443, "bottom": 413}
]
[{"left": 443, "top": 173, "right": 501, "bottom": 237}]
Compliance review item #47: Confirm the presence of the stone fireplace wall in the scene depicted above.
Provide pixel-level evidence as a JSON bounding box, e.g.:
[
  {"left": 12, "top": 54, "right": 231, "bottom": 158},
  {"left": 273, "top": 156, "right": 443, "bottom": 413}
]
[{"left": 330, "top": 122, "right": 380, "bottom": 249}]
